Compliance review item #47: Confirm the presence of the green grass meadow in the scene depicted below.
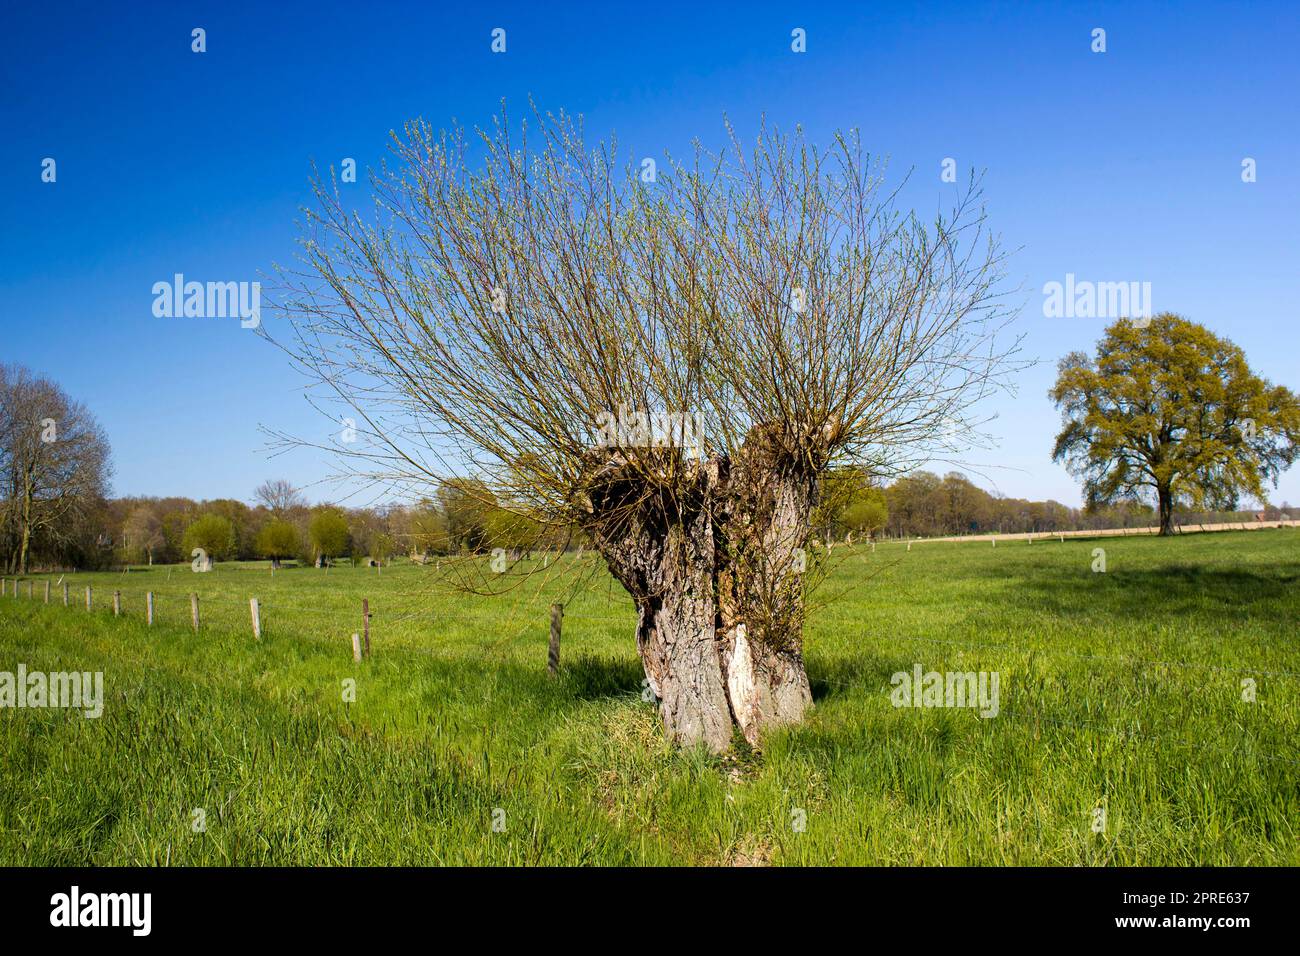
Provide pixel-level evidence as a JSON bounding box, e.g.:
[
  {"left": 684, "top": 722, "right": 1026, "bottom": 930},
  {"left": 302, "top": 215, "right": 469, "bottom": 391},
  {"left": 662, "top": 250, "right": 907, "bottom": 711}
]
[{"left": 1, "top": 530, "right": 1297, "bottom": 865}]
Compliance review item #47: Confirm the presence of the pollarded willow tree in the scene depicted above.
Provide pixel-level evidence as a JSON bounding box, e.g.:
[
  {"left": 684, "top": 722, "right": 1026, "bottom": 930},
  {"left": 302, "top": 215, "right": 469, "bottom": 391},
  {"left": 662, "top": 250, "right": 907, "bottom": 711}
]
[{"left": 273, "top": 106, "right": 1018, "bottom": 752}]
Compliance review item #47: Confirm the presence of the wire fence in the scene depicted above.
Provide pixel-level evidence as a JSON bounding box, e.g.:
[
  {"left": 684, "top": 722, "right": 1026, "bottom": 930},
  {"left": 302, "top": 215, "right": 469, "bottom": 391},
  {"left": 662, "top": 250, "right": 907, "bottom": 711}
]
[
  {"left": 2, "top": 572, "right": 1293, "bottom": 676},
  {"left": 3, "top": 571, "right": 1294, "bottom": 663},
  {"left": 1, "top": 571, "right": 1295, "bottom": 766}
]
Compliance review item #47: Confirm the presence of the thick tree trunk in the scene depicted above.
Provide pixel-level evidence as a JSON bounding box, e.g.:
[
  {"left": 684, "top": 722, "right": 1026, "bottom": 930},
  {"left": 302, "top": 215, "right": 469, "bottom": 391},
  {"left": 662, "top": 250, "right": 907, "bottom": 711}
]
[
  {"left": 1157, "top": 485, "right": 1174, "bottom": 536},
  {"left": 583, "top": 425, "right": 819, "bottom": 753},
  {"left": 653, "top": 514, "right": 733, "bottom": 749},
  {"left": 715, "top": 425, "right": 815, "bottom": 745},
  {"left": 586, "top": 455, "right": 733, "bottom": 752}
]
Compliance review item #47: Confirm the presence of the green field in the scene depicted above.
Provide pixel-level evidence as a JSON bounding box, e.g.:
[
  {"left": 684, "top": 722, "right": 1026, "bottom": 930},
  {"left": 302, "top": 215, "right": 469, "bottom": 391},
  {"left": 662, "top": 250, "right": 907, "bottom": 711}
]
[{"left": 1, "top": 530, "right": 1297, "bottom": 865}]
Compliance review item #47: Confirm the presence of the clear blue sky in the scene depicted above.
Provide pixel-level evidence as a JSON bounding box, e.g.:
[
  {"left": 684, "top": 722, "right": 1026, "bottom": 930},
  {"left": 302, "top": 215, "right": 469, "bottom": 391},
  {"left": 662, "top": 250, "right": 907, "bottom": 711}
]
[{"left": 3, "top": 0, "right": 1297, "bottom": 507}]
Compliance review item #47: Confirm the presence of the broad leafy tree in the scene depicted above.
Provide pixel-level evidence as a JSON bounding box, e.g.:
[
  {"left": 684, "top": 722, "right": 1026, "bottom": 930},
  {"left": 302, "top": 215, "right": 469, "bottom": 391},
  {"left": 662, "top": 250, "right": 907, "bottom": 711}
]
[
  {"left": 308, "top": 507, "right": 351, "bottom": 563},
  {"left": 405, "top": 499, "right": 450, "bottom": 556},
  {"left": 838, "top": 488, "right": 889, "bottom": 540},
  {"left": 182, "top": 514, "right": 236, "bottom": 562},
  {"left": 256, "top": 518, "right": 300, "bottom": 568},
  {"left": 1051, "top": 314, "right": 1299, "bottom": 535}
]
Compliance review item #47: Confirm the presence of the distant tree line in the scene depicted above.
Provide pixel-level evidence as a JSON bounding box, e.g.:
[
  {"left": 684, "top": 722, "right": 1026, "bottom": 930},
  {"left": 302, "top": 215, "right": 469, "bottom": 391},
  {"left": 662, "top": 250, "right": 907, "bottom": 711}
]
[
  {"left": 58, "top": 477, "right": 572, "bottom": 571},
  {"left": 29, "top": 468, "right": 1286, "bottom": 573},
  {"left": 874, "top": 470, "right": 1291, "bottom": 540},
  {"left": 8, "top": 311, "right": 1297, "bottom": 574},
  {"left": 3, "top": 355, "right": 1290, "bottom": 571}
]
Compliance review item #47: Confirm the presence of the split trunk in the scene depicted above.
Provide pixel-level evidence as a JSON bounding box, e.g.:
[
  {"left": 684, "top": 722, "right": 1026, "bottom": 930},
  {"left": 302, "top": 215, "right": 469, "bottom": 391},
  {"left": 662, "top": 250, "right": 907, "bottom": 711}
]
[{"left": 584, "top": 426, "right": 818, "bottom": 752}]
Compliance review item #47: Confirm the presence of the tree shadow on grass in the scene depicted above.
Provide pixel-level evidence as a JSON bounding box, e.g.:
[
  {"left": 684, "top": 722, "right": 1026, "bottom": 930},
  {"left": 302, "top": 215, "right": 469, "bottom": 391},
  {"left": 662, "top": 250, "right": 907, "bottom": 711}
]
[
  {"left": 557, "top": 652, "right": 916, "bottom": 707},
  {"left": 807, "top": 654, "right": 910, "bottom": 703},
  {"left": 1008, "top": 563, "right": 1300, "bottom": 626},
  {"left": 493, "top": 650, "right": 931, "bottom": 708},
  {"left": 509, "top": 650, "right": 908, "bottom": 709},
  {"left": 548, "top": 653, "right": 646, "bottom": 701}
]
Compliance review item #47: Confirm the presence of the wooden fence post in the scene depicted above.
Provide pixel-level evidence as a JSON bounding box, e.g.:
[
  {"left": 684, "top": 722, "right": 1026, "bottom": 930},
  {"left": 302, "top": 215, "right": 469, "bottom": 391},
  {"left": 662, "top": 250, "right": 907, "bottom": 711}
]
[
  {"left": 63, "top": 582, "right": 69, "bottom": 606},
  {"left": 351, "top": 633, "right": 362, "bottom": 662},
  {"left": 362, "top": 598, "right": 371, "bottom": 657},
  {"left": 250, "top": 598, "right": 261, "bottom": 640},
  {"left": 190, "top": 593, "right": 200, "bottom": 632},
  {"left": 85, "top": 586, "right": 92, "bottom": 610},
  {"left": 146, "top": 591, "right": 154, "bottom": 626},
  {"left": 113, "top": 590, "right": 121, "bottom": 617},
  {"left": 26, "top": 580, "right": 33, "bottom": 599},
  {"left": 43, "top": 581, "right": 50, "bottom": 604},
  {"left": 1, "top": 578, "right": 6, "bottom": 597},
  {"left": 548, "top": 603, "right": 563, "bottom": 676}
]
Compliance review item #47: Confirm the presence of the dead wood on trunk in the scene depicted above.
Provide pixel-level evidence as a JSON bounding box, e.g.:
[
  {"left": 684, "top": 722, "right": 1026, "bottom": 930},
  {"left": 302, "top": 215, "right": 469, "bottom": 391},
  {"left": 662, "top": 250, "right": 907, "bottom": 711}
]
[{"left": 582, "top": 423, "right": 827, "bottom": 752}]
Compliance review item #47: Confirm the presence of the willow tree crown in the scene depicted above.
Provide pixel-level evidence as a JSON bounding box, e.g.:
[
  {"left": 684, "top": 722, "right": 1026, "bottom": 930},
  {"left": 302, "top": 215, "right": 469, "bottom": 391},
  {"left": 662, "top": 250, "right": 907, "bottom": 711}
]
[{"left": 274, "top": 106, "right": 1017, "bottom": 516}]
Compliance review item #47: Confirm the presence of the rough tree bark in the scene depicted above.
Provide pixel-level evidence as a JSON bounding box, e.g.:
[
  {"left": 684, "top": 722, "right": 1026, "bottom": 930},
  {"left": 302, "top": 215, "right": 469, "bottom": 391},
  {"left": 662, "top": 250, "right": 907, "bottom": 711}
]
[
  {"left": 714, "top": 424, "right": 817, "bottom": 745},
  {"left": 585, "top": 454, "right": 733, "bottom": 752},
  {"left": 583, "top": 424, "right": 822, "bottom": 753},
  {"left": 1157, "top": 484, "right": 1175, "bottom": 536}
]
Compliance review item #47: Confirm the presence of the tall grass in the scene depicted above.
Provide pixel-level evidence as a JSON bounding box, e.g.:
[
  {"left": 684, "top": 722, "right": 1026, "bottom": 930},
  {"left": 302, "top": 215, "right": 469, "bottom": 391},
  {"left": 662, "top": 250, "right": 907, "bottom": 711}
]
[{"left": 1, "top": 530, "right": 1296, "bottom": 864}]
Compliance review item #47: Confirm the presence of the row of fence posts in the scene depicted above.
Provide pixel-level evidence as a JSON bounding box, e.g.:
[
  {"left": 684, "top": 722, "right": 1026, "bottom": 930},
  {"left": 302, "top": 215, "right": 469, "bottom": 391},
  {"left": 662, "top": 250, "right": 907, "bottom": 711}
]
[{"left": 1, "top": 577, "right": 565, "bottom": 673}]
